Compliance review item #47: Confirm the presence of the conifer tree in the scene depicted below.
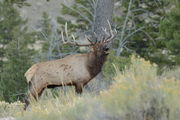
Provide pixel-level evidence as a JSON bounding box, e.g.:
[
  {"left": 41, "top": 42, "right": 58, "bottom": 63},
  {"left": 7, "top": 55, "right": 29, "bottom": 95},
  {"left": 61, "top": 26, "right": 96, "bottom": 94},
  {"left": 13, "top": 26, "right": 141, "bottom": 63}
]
[
  {"left": 160, "top": 0, "right": 180, "bottom": 66},
  {"left": 0, "top": 1, "right": 36, "bottom": 102}
]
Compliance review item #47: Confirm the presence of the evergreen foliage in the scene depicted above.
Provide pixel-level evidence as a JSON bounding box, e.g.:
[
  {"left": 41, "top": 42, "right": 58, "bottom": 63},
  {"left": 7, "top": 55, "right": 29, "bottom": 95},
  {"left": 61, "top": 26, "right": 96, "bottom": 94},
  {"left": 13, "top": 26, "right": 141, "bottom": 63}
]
[
  {"left": 160, "top": 0, "right": 180, "bottom": 66},
  {"left": 111, "top": 0, "right": 179, "bottom": 68},
  {"left": 38, "top": 12, "right": 53, "bottom": 58},
  {"left": 102, "top": 51, "right": 131, "bottom": 79},
  {"left": 115, "top": 0, "right": 169, "bottom": 66},
  {"left": 0, "top": 1, "right": 36, "bottom": 102}
]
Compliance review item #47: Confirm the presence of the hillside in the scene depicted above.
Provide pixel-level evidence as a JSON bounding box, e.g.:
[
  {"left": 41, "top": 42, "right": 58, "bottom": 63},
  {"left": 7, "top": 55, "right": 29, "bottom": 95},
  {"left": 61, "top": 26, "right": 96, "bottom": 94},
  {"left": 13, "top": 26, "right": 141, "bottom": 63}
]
[{"left": 18, "top": 0, "right": 72, "bottom": 29}]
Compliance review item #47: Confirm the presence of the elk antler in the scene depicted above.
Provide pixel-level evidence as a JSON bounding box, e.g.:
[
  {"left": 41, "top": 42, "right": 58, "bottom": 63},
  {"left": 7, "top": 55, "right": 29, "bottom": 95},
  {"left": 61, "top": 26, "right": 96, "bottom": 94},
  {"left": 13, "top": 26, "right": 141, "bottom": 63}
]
[
  {"left": 101, "top": 20, "right": 117, "bottom": 43},
  {"left": 61, "top": 23, "right": 94, "bottom": 47}
]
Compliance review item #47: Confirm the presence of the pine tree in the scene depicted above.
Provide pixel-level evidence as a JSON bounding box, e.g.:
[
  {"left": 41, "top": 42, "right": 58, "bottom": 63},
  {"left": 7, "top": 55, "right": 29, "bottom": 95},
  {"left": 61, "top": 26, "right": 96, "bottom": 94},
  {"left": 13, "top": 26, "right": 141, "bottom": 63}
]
[
  {"left": 39, "top": 12, "right": 53, "bottom": 54},
  {"left": 0, "top": 1, "right": 36, "bottom": 102},
  {"left": 160, "top": 0, "right": 180, "bottom": 66},
  {"left": 114, "top": 0, "right": 178, "bottom": 67}
]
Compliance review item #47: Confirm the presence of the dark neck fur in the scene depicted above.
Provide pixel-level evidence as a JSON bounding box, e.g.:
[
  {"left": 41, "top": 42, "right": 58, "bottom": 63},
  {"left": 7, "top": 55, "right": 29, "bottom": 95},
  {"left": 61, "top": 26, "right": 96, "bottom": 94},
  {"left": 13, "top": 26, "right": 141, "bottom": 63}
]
[{"left": 87, "top": 52, "right": 107, "bottom": 78}]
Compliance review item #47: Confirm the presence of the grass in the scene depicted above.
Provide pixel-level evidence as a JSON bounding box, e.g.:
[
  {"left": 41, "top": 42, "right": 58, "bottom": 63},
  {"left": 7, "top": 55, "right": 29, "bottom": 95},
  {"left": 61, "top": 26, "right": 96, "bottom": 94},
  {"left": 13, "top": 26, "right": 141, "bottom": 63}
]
[
  {"left": 0, "top": 101, "right": 24, "bottom": 118},
  {"left": 0, "top": 56, "right": 180, "bottom": 120}
]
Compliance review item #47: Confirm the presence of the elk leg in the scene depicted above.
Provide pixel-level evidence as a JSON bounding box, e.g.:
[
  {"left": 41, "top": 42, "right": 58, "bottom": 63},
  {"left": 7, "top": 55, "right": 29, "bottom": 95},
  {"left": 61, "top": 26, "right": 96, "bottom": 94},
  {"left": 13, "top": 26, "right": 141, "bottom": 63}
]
[
  {"left": 29, "top": 84, "right": 39, "bottom": 100},
  {"left": 28, "top": 82, "right": 46, "bottom": 101},
  {"left": 24, "top": 86, "right": 37, "bottom": 110},
  {"left": 75, "top": 83, "right": 83, "bottom": 94},
  {"left": 24, "top": 86, "right": 45, "bottom": 110},
  {"left": 24, "top": 95, "right": 30, "bottom": 110}
]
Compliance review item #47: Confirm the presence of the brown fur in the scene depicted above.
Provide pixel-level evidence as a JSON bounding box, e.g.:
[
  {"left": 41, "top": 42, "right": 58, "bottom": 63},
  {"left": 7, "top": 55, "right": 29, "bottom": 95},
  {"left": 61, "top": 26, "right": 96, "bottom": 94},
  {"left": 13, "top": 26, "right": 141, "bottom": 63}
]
[
  {"left": 24, "top": 22, "right": 116, "bottom": 109},
  {"left": 24, "top": 43, "right": 109, "bottom": 109}
]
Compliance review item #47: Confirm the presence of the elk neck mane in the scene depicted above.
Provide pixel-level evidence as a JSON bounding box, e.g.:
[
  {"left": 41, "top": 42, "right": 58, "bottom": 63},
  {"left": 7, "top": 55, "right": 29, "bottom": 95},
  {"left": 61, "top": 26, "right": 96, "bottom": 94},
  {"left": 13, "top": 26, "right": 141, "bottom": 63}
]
[{"left": 87, "top": 51, "right": 108, "bottom": 78}]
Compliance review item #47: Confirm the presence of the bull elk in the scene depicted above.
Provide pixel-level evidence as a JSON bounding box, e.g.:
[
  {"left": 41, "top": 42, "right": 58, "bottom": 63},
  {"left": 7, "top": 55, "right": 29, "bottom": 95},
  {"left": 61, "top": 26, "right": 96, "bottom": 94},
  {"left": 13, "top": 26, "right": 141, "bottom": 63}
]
[{"left": 24, "top": 22, "right": 117, "bottom": 108}]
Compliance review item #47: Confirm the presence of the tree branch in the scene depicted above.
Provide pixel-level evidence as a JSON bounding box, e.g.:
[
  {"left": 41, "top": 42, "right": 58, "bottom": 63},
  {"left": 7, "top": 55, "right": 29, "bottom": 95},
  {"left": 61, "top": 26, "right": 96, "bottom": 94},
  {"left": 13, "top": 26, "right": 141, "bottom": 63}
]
[{"left": 116, "top": 0, "right": 133, "bottom": 56}]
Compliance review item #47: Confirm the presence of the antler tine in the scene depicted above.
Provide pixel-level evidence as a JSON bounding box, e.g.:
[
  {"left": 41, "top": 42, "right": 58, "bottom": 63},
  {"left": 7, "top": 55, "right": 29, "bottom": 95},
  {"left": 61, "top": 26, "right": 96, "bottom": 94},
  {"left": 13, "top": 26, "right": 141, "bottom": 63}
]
[
  {"left": 61, "top": 31, "right": 65, "bottom": 43},
  {"left": 62, "top": 22, "right": 72, "bottom": 44},
  {"left": 102, "top": 27, "right": 109, "bottom": 36},
  {"left": 61, "top": 31, "right": 75, "bottom": 45},
  {"left": 85, "top": 35, "right": 95, "bottom": 45},
  {"left": 101, "top": 27, "right": 109, "bottom": 43},
  {"left": 61, "top": 23, "right": 93, "bottom": 47},
  {"left": 93, "top": 32, "right": 98, "bottom": 44},
  {"left": 102, "top": 20, "right": 117, "bottom": 43},
  {"left": 61, "top": 27, "right": 75, "bottom": 45}
]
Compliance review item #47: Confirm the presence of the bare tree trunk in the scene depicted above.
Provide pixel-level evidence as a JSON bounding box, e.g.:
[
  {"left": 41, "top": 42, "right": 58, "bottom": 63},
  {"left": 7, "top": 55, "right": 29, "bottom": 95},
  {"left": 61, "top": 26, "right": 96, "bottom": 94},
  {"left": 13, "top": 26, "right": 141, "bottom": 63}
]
[
  {"left": 86, "top": 0, "right": 114, "bottom": 92},
  {"left": 92, "top": 0, "right": 114, "bottom": 41}
]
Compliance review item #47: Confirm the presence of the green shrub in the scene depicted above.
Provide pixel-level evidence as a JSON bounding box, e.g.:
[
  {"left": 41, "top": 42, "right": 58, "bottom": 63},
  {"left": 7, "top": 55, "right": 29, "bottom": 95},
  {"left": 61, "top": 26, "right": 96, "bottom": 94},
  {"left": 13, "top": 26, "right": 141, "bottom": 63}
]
[
  {"left": 102, "top": 51, "right": 131, "bottom": 79},
  {"left": 101, "top": 56, "right": 180, "bottom": 120}
]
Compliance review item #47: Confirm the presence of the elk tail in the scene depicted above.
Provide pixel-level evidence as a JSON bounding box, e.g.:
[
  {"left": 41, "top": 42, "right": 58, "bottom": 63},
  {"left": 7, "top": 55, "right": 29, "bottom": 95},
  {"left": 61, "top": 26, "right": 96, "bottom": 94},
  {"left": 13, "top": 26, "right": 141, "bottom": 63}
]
[{"left": 24, "top": 64, "right": 38, "bottom": 83}]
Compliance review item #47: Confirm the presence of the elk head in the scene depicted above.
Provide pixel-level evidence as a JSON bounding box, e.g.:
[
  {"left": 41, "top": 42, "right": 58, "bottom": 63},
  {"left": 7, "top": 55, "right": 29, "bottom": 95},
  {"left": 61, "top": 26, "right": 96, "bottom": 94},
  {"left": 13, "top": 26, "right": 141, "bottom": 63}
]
[{"left": 61, "top": 21, "right": 117, "bottom": 58}]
